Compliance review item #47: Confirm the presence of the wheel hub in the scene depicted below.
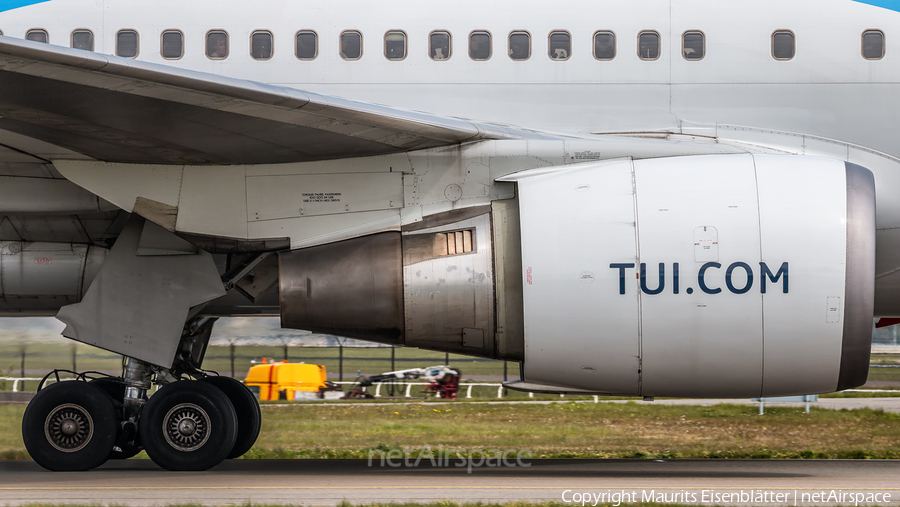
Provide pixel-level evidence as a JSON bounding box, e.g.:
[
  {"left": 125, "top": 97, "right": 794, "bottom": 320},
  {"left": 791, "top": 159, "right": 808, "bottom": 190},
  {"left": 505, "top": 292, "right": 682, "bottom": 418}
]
[
  {"left": 178, "top": 418, "right": 196, "bottom": 436},
  {"left": 44, "top": 404, "right": 93, "bottom": 453},
  {"left": 163, "top": 403, "right": 210, "bottom": 452},
  {"left": 60, "top": 419, "right": 78, "bottom": 436}
]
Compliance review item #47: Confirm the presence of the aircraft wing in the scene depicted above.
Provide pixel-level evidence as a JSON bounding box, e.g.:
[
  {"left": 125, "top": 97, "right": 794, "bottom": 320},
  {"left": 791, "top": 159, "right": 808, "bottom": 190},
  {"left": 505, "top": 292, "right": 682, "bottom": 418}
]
[{"left": 0, "top": 36, "right": 549, "bottom": 165}]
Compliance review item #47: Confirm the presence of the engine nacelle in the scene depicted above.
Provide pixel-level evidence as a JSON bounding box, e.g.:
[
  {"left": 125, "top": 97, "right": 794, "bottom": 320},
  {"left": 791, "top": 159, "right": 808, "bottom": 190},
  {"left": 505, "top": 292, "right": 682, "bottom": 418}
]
[
  {"left": 506, "top": 154, "right": 874, "bottom": 397},
  {"left": 0, "top": 241, "right": 107, "bottom": 316},
  {"left": 279, "top": 207, "right": 508, "bottom": 361},
  {"left": 279, "top": 154, "right": 875, "bottom": 398}
]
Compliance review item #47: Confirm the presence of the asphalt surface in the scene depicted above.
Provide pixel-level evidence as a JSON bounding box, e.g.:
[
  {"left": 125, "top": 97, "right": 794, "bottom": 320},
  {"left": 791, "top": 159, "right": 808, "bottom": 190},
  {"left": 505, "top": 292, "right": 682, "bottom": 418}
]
[
  {"left": 261, "top": 397, "right": 900, "bottom": 413},
  {"left": 0, "top": 459, "right": 899, "bottom": 506}
]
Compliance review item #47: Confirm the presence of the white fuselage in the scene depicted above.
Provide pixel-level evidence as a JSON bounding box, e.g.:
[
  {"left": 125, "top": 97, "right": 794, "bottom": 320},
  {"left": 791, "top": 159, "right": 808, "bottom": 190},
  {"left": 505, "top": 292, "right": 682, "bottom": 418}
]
[{"left": 0, "top": 0, "right": 896, "bottom": 152}]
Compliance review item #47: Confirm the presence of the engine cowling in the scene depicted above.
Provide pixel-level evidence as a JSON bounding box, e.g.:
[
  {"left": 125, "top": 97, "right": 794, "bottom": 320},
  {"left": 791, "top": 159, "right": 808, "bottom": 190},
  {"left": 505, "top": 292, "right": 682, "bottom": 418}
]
[
  {"left": 0, "top": 241, "right": 107, "bottom": 316},
  {"left": 507, "top": 154, "right": 874, "bottom": 397},
  {"left": 279, "top": 153, "right": 875, "bottom": 398}
]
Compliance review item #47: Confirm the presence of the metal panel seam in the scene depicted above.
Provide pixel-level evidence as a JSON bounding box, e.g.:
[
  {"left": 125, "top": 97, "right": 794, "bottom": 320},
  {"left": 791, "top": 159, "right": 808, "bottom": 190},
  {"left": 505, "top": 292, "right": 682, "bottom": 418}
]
[
  {"left": 750, "top": 154, "right": 765, "bottom": 398},
  {"left": 631, "top": 158, "right": 643, "bottom": 396}
]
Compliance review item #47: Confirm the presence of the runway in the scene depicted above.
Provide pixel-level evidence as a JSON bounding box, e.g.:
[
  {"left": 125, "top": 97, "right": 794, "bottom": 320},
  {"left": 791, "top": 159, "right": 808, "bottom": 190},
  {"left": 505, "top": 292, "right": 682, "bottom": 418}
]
[
  {"left": 263, "top": 397, "right": 900, "bottom": 413},
  {"left": 0, "top": 459, "right": 899, "bottom": 506}
]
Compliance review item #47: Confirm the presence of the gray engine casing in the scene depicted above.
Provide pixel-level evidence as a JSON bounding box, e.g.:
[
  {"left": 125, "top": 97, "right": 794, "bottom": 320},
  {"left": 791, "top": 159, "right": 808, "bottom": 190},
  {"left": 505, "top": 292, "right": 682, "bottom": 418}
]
[{"left": 0, "top": 241, "right": 106, "bottom": 316}]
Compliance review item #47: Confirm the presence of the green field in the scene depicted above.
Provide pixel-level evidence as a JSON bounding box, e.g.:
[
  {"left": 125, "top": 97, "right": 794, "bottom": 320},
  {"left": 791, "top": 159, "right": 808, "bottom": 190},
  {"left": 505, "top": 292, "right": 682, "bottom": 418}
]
[
  {"left": 0, "top": 504, "right": 745, "bottom": 507},
  {"left": 201, "top": 345, "right": 516, "bottom": 380},
  {"left": 2, "top": 399, "right": 900, "bottom": 460},
  {"left": 0, "top": 343, "right": 518, "bottom": 393},
  {"left": 0, "top": 504, "right": 701, "bottom": 507},
  {"left": 2, "top": 344, "right": 900, "bottom": 396}
]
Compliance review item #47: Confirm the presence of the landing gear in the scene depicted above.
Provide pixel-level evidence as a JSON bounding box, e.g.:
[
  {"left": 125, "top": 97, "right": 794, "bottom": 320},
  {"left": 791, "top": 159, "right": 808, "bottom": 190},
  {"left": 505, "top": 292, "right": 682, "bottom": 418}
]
[
  {"left": 88, "top": 376, "right": 143, "bottom": 459},
  {"left": 23, "top": 311, "right": 261, "bottom": 471},
  {"left": 138, "top": 381, "right": 238, "bottom": 471},
  {"left": 201, "top": 376, "right": 261, "bottom": 459},
  {"left": 22, "top": 381, "right": 118, "bottom": 471}
]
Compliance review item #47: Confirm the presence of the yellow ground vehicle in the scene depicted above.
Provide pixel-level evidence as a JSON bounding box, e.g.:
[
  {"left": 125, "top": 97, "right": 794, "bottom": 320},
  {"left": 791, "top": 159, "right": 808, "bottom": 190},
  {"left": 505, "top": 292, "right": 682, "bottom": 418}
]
[{"left": 243, "top": 359, "right": 343, "bottom": 400}]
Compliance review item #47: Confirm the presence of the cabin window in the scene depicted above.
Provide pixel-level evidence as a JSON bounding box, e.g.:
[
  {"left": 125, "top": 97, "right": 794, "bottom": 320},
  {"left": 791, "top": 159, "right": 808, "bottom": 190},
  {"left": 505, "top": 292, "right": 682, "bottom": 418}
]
[
  {"left": 161, "top": 30, "right": 183, "bottom": 59},
  {"left": 71, "top": 30, "right": 93, "bottom": 51},
  {"left": 116, "top": 30, "right": 138, "bottom": 58},
  {"left": 206, "top": 30, "right": 229, "bottom": 59},
  {"left": 340, "top": 30, "right": 362, "bottom": 60},
  {"left": 251, "top": 31, "right": 273, "bottom": 60},
  {"left": 548, "top": 30, "right": 571, "bottom": 60},
  {"left": 638, "top": 31, "right": 660, "bottom": 60},
  {"left": 593, "top": 31, "right": 616, "bottom": 60},
  {"left": 682, "top": 30, "right": 704, "bottom": 60},
  {"left": 772, "top": 30, "right": 794, "bottom": 60},
  {"left": 25, "top": 29, "right": 48, "bottom": 43},
  {"left": 384, "top": 30, "right": 406, "bottom": 60},
  {"left": 863, "top": 30, "right": 884, "bottom": 60},
  {"left": 296, "top": 30, "right": 317, "bottom": 60},
  {"left": 508, "top": 31, "right": 530, "bottom": 60},
  {"left": 429, "top": 31, "right": 451, "bottom": 60},
  {"left": 469, "top": 31, "right": 491, "bottom": 60}
]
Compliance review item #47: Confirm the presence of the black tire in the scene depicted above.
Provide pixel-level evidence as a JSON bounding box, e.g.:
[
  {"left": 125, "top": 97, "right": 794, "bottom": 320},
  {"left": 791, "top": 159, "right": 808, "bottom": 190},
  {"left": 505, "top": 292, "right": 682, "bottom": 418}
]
[
  {"left": 22, "top": 381, "right": 118, "bottom": 471},
  {"left": 200, "top": 376, "right": 261, "bottom": 459},
  {"left": 88, "top": 377, "right": 143, "bottom": 460},
  {"left": 89, "top": 377, "right": 126, "bottom": 402},
  {"left": 139, "top": 381, "right": 237, "bottom": 471}
]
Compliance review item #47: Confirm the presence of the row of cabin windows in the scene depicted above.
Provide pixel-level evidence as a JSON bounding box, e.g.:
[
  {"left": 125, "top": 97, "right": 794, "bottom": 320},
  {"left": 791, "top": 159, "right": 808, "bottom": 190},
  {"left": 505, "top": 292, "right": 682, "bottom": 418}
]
[{"left": 9, "top": 28, "right": 888, "bottom": 62}]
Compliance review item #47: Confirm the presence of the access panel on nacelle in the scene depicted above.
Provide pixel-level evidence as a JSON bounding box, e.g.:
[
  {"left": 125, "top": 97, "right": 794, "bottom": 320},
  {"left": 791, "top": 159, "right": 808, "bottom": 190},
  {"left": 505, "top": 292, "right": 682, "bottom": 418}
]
[{"left": 506, "top": 154, "right": 874, "bottom": 398}]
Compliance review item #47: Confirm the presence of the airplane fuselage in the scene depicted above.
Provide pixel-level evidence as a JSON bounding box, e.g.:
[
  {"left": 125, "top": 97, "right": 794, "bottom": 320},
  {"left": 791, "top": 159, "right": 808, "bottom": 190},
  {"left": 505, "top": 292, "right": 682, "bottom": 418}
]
[{"left": 0, "top": 0, "right": 896, "bottom": 150}]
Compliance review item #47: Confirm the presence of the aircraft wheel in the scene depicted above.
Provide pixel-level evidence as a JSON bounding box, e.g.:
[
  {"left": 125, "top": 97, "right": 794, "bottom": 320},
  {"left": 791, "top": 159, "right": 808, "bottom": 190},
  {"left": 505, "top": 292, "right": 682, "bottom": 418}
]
[
  {"left": 139, "top": 381, "right": 237, "bottom": 471},
  {"left": 22, "top": 381, "right": 118, "bottom": 471},
  {"left": 200, "top": 376, "right": 261, "bottom": 459},
  {"left": 88, "top": 376, "right": 127, "bottom": 402}
]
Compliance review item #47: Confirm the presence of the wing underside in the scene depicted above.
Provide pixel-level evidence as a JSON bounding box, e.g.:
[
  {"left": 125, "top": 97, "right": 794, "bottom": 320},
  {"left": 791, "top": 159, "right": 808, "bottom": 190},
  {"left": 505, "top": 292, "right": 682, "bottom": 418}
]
[{"left": 0, "top": 35, "right": 547, "bottom": 166}]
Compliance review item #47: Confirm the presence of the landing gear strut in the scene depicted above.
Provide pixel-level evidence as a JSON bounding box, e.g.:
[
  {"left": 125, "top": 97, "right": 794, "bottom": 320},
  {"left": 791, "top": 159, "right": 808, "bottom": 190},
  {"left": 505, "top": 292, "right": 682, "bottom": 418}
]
[
  {"left": 22, "top": 358, "right": 261, "bottom": 471},
  {"left": 23, "top": 215, "right": 261, "bottom": 471}
]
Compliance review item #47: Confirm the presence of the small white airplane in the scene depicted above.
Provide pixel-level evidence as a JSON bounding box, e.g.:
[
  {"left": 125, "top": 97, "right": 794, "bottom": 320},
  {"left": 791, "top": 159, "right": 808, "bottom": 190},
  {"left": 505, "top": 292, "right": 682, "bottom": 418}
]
[{"left": 0, "top": 0, "right": 894, "bottom": 471}]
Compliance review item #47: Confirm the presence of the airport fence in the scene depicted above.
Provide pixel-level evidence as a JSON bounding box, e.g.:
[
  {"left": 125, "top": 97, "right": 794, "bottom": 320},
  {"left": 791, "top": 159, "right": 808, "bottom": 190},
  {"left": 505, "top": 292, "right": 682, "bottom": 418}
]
[
  {"left": 0, "top": 342, "right": 522, "bottom": 390},
  {"left": 0, "top": 377, "right": 524, "bottom": 399}
]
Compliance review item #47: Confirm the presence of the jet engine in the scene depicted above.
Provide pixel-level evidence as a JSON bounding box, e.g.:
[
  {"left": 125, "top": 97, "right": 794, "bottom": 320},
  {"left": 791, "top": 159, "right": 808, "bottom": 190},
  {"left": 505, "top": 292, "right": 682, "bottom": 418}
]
[
  {"left": 279, "top": 154, "right": 875, "bottom": 398},
  {"left": 0, "top": 241, "right": 106, "bottom": 315}
]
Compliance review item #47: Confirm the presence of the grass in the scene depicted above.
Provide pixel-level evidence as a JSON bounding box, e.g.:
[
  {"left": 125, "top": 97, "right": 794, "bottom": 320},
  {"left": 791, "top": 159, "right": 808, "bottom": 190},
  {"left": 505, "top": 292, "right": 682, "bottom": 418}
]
[
  {"left": 0, "top": 504, "right": 574, "bottom": 507},
  {"left": 5, "top": 399, "right": 899, "bottom": 461},
  {"left": 4, "top": 344, "right": 900, "bottom": 394},
  {"left": 243, "top": 402, "right": 900, "bottom": 460},
  {"left": 0, "top": 404, "right": 26, "bottom": 459},
  {"left": 0, "top": 504, "right": 729, "bottom": 507},
  {"left": 819, "top": 390, "right": 900, "bottom": 397},
  {"left": 0, "top": 504, "right": 815, "bottom": 507},
  {"left": 0, "top": 343, "right": 518, "bottom": 392}
]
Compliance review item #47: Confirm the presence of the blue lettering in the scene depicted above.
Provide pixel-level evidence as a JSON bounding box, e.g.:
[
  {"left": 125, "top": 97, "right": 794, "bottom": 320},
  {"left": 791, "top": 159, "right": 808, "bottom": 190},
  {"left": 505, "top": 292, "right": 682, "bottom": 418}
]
[
  {"left": 640, "top": 263, "right": 665, "bottom": 295},
  {"left": 673, "top": 262, "right": 680, "bottom": 294},
  {"left": 725, "top": 262, "right": 754, "bottom": 294},
  {"left": 760, "top": 262, "right": 789, "bottom": 294},
  {"left": 609, "top": 263, "right": 634, "bottom": 295},
  {"left": 698, "top": 262, "right": 722, "bottom": 294}
]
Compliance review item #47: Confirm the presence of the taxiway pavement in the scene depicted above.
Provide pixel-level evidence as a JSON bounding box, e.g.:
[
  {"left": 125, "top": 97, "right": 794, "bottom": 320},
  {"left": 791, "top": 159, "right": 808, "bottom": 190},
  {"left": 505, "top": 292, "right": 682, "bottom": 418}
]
[
  {"left": 263, "top": 397, "right": 900, "bottom": 413},
  {"left": 0, "top": 459, "right": 899, "bottom": 506}
]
